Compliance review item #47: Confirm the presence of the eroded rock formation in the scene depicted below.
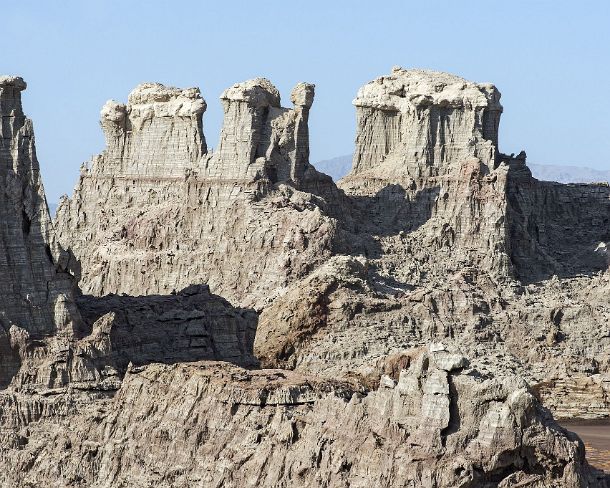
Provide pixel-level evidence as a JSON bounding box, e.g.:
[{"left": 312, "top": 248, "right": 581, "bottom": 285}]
[
  {"left": 56, "top": 78, "right": 334, "bottom": 308},
  {"left": 0, "top": 347, "right": 598, "bottom": 487},
  {"left": 0, "top": 68, "right": 609, "bottom": 486},
  {"left": 0, "top": 76, "right": 81, "bottom": 389}
]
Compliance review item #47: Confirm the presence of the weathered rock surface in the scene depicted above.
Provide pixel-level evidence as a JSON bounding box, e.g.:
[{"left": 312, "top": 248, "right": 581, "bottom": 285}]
[
  {"left": 55, "top": 67, "right": 610, "bottom": 426},
  {"left": 55, "top": 79, "right": 334, "bottom": 308},
  {"left": 0, "top": 349, "right": 601, "bottom": 488},
  {"left": 351, "top": 67, "right": 501, "bottom": 176},
  {"left": 0, "top": 76, "right": 81, "bottom": 388},
  {"left": 1, "top": 67, "right": 610, "bottom": 486}
]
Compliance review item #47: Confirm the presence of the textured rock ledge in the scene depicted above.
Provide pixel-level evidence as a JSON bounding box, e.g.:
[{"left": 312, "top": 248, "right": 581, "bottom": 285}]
[{"left": 0, "top": 348, "right": 600, "bottom": 488}]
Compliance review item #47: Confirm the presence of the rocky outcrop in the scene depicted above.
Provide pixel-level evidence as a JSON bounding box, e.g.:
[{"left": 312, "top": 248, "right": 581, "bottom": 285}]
[
  {"left": 351, "top": 67, "right": 501, "bottom": 177},
  {"left": 55, "top": 79, "right": 334, "bottom": 308},
  {"left": 0, "top": 347, "right": 599, "bottom": 487},
  {"left": 255, "top": 68, "right": 610, "bottom": 424},
  {"left": 54, "top": 69, "right": 610, "bottom": 424},
  {"left": 506, "top": 164, "right": 610, "bottom": 281},
  {"left": 338, "top": 68, "right": 513, "bottom": 281},
  {"left": 0, "top": 76, "right": 81, "bottom": 388},
  {"left": 0, "top": 79, "right": 258, "bottom": 395},
  {"left": 204, "top": 78, "right": 316, "bottom": 184}
]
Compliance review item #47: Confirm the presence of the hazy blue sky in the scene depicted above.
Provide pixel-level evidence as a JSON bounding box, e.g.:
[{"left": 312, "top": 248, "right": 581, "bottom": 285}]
[{"left": 4, "top": 0, "right": 610, "bottom": 202}]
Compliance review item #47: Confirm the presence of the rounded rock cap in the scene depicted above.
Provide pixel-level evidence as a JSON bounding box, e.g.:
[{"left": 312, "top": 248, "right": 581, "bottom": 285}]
[
  {"left": 291, "top": 82, "right": 315, "bottom": 108},
  {"left": 220, "top": 78, "right": 281, "bottom": 108},
  {"left": 0, "top": 75, "right": 27, "bottom": 91},
  {"left": 353, "top": 67, "right": 502, "bottom": 112}
]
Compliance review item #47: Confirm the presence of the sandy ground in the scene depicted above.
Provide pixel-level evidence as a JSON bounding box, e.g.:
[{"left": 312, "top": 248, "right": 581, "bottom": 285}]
[{"left": 562, "top": 422, "right": 610, "bottom": 471}]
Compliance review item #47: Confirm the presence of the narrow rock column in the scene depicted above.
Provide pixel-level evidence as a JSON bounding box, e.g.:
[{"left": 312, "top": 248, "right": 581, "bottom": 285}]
[
  {"left": 210, "top": 78, "right": 281, "bottom": 179},
  {"left": 0, "top": 76, "right": 79, "bottom": 343},
  {"left": 289, "top": 82, "right": 315, "bottom": 184}
]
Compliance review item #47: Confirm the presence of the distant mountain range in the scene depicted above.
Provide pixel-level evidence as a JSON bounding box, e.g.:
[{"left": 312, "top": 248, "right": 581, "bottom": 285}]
[{"left": 313, "top": 154, "right": 610, "bottom": 184}]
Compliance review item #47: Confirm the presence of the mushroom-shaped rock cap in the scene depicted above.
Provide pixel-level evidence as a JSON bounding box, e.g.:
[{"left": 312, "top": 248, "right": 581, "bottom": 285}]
[
  {"left": 126, "top": 83, "right": 207, "bottom": 117},
  {"left": 291, "top": 82, "right": 315, "bottom": 108},
  {"left": 100, "top": 100, "right": 128, "bottom": 123},
  {"left": 353, "top": 67, "right": 502, "bottom": 112},
  {"left": 220, "top": 78, "right": 281, "bottom": 108},
  {"left": 0, "top": 75, "right": 27, "bottom": 91}
]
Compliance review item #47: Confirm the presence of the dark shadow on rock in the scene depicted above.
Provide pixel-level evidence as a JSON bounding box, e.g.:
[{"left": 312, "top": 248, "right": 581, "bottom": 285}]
[
  {"left": 75, "top": 284, "right": 259, "bottom": 377},
  {"left": 507, "top": 173, "right": 610, "bottom": 283},
  {"left": 303, "top": 177, "right": 440, "bottom": 290},
  {"left": 0, "top": 324, "right": 21, "bottom": 389},
  {"left": 310, "top": 180, "right": 440, "bottom": 260},
  {"left": 347, "top": 184, "right": 441, "bottom": 239}
]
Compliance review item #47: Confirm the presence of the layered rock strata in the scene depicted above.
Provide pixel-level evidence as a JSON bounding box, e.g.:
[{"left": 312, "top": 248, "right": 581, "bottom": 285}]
[
  {"left": 54, "top": 69, "right": 610, "bottom": 425},
  {"left": 1, "top": 68, "right": 609, "bottom": 485},
  {"left": 351, "top": 67, "right": 501, "bottom": 176},
  {"left": 56, "top": 79, "right": 333, "bottom": 308},
  {"left": 254, "top": 69, "right": 610, "bottom": 423},
  {"left": 0, "top": 76, "right": 81, "bottom": 388},
  {"left": 0, "top": 347, "right": 600, "bottom": 487},
  {"left": 0, "top": 81, "right": 259, "bottom": 444}
]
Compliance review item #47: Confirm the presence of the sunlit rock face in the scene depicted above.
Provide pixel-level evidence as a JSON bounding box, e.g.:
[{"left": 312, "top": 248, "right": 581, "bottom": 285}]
[
  {"left": 0, "top": 76, "right": 79, "bottom": 340},
  {"left": 55, "top": 79, "right": 333, "bottom": 307},
  {"left": 98, "top": 83, "right": 207, "bottom": 177},
  {"left": 1, "top": 69, "right": 610, "bottom": 487},
  {"left": 351, "top": 67, "right": 502, "bottom": 178},
  {"left": 0, "top": 349, "right": 595, "bottom": 488}
]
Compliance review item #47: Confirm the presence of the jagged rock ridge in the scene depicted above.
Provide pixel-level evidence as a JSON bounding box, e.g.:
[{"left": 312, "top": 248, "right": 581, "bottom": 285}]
[{"left": 0, "top": 76, "right": 81, "bottom": 388}]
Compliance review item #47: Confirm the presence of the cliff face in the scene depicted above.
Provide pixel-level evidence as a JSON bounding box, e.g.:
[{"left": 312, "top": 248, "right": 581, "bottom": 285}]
[
  {"left": 98, "top": 83, "right": 207, "bottom": 177},
  {"left": 0, "top": 76, "right": 82, "bottom": 388},
  {"left": 54, "top": 69, "right": 610, "bottom": 423},
  {"left": 55, "top": 79, "right": 334, "bottom": 309},
  {"left": 506, "top": 167, "right": 610, "bottom": 281},
  {"left": 254, "top": 69, "right": 610, "bottom": 423}
]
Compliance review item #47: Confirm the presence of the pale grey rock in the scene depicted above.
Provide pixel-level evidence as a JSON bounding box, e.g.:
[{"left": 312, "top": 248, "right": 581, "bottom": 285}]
[
  {"left": 291, "top": 82, "right": 315, "bottom": 108},
  {"left": 431, "top": 351, "right": 469, "bottom": 372},
  {"left": 255, "top": 68, "right": 610, "bottom": 427},
  {"left": 0, "top": 75, "right": 81, "bottom": 389},
  {"left": 351, "top": 67, "right": 502, "bottom": 177},
  {"left": 0, "top": 352, "right": 596, "bottom": 487},
  {"left": 98, "top": 82, "right": 207, "bottom": 177},
  {"left": 56, "top": 79, "right": 332, "bottom": 308},
  {"left": 2, "top": 69, "right": 610, "bottom": 485}
]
